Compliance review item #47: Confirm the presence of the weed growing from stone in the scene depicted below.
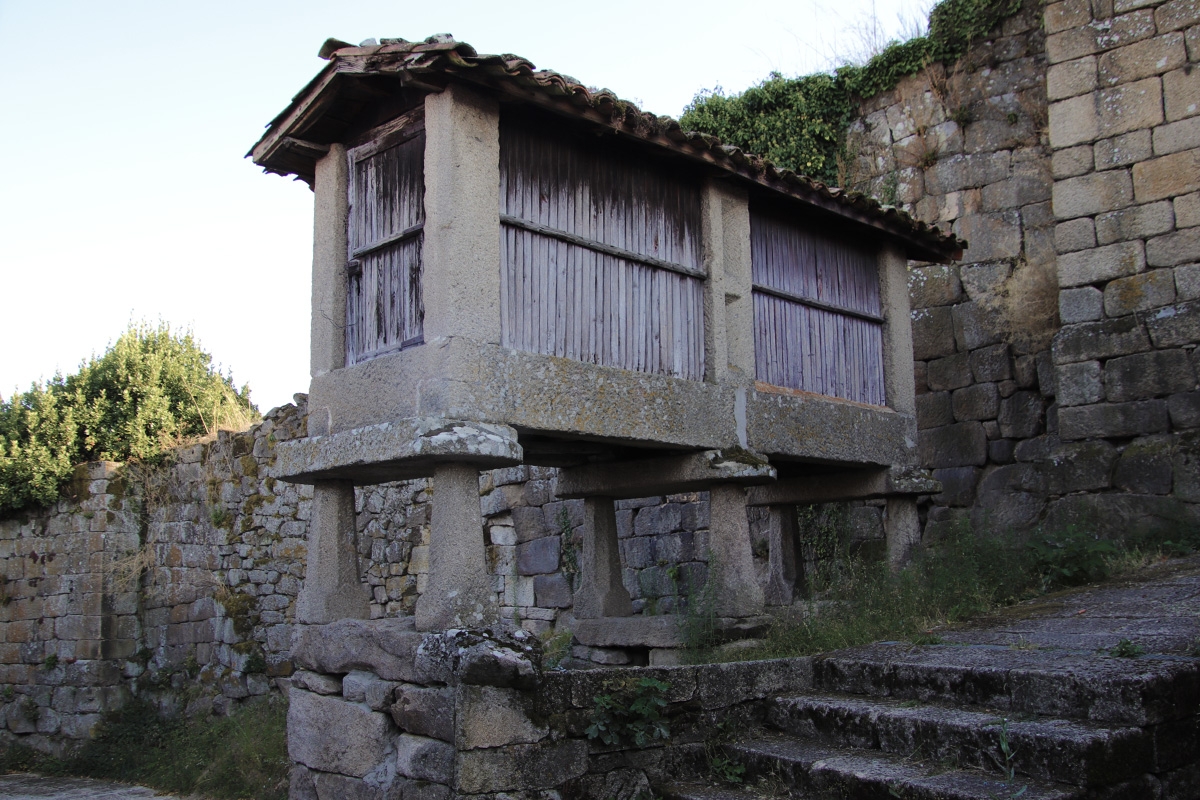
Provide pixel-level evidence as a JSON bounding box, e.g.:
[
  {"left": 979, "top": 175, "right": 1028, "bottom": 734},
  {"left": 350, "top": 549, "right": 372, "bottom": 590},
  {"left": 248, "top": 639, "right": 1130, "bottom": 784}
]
[
  {"left": 540, "top": 627, "right": 574, "bottom": 668},
  {"left": 704, "top": 717, "right": 747, "bottom": 785},
  {"left": 986, "top": 717, "right": 1029, "bottom": 799},
  {"left": 910, "top": 631, "right": 945, "bottom": 646},
  {"left": 0, "top": 694, "right": 289, "bottom": 799},
  {"left": 557, "top": 506, "right": 579, "bottom": 583},
  {"left": 586, "top": 677, "right": 671, "bottom": 747},
  {"left": 708, "top": 754, "right": 746, "bottom": 785},
  {"left": 739, "top": 524, "right": 1031, "bottom": 659},
  {"left": 1109, "top": 639, "right": 1146, "bottom": 658}
]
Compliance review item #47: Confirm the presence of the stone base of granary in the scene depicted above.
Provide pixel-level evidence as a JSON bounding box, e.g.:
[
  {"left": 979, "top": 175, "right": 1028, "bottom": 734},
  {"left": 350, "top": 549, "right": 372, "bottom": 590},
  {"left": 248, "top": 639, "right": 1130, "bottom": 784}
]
[{"left": 285, "top": 617, "right": 813, "bottom": 800}]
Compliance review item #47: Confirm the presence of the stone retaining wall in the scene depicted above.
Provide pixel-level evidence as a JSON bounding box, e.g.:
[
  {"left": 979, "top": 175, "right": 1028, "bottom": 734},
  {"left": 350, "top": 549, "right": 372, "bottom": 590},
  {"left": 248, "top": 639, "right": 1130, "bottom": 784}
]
[
  {"left": 844, "top": 0, "right": 1062, "bottom": 534},
  {"left": 286, "top": 619, "right": 810, "bottom": 800},
  {"left": 1042, "top": 0, "right": 1200, "bottom": 534}
]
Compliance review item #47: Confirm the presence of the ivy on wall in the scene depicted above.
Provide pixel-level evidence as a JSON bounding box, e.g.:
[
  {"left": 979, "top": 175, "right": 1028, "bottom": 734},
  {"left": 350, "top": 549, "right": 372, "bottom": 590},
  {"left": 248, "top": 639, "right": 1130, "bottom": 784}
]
[{"left": 679, "top": 0, "right": 1023, "bottom": 186}]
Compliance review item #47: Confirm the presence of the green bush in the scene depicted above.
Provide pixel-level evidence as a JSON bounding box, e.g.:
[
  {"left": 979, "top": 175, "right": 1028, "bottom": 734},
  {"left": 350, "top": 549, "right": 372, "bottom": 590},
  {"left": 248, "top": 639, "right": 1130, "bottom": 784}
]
[
  {"left": 0, "top": 322, "right": 257, "bottom": 516},
  {"left": 679, "top": 0, "right": 1023, "bottom": 185},
  {"left": 1028, "top": 527, "right": 1119, "bottom": 589}
]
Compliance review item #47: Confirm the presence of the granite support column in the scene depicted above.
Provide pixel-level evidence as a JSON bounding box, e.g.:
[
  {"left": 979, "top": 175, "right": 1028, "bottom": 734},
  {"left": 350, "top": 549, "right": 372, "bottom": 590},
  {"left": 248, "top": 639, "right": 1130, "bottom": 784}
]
[
  {"left": 296, "top": 480, "right": 370, "bottom": 624},
  {"left": 416, "top": 463, "right": 498, "bottom": 630},
  {"left": 708, "top": 483, "right": 765, "bottom": 617},
  {"left": 573, "top": 496, "right": 632, "bottom": 619},
  {"left": 885, "top": 497, "right": 921, "bottom": 569}
]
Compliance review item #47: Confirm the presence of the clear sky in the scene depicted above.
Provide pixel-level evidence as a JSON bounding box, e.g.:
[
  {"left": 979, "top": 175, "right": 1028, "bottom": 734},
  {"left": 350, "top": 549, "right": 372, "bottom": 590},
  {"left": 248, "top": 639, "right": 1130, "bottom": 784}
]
[{"left": 0, "top": 0, "right": 928, "bottom": 413}]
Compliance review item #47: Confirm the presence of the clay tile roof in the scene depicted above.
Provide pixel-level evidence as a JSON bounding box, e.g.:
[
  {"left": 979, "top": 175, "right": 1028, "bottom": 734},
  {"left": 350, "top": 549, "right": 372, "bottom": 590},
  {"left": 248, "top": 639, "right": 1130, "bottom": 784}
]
[{"left": 250, "top": 35, "right": 964, "bottom": 263}]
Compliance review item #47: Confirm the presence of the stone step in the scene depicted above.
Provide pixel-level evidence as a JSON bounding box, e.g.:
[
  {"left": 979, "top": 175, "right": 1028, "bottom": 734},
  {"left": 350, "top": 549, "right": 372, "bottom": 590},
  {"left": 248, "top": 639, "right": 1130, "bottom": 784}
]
[
  {"left": 726, "top": 736, "right": 1083, "bottom": 800},
  {"left": 659, "top": 783, "right": 769, "bottom": 800},
  {"left": 813, "top": 642, "right": 1200, "bottom": 725},
  {"left": 767, "top": 692, "right": 1152, "bottom": 787}
]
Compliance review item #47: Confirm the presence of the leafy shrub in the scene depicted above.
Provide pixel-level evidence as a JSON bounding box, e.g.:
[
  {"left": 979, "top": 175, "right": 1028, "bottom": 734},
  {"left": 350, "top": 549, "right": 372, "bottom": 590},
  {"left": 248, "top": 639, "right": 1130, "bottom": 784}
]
[
  {"left": 680, "top": 0, "right": 1022, "bottom": 185},
  {"left": 586, "top": 677, "right": 671, "bottom": 747},
  {"left": 0, "top": 322, "right": 257, "bottom": 516}
]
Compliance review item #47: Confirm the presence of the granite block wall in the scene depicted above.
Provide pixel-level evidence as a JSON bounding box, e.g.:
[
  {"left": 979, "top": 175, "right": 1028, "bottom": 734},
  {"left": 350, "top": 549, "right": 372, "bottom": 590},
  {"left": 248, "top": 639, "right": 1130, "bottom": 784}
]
[
  {"left": 1041, "top": 0, "right": 1200, "bottom": 534},
  {"left": 844, "top": 0, "right": 1200, "bottom": 536}
]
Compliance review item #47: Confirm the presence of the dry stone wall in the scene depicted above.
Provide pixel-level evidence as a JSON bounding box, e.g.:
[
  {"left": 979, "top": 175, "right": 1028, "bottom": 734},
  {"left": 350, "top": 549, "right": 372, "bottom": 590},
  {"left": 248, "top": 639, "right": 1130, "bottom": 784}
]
[
  {"left": 0, "top": 397, "right": 730, "bottom": 753},
  {"left": 285, "top": 618, "right": 808, "bottom": 800}
]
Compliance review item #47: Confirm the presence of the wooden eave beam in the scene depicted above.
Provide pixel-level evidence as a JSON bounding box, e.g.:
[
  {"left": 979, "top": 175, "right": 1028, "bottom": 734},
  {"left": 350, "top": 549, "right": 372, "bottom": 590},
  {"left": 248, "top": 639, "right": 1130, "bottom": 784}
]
[
  {"left": 251, "top": 60, "right": 445, "bottom": 177},
  {"left": 250, "top": 67, "right": 342, "bottom": 167}
]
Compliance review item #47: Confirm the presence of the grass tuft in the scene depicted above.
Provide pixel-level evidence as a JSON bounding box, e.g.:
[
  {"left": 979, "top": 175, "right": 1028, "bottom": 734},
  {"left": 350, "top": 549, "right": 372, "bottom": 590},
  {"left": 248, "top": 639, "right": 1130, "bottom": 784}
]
[
  {"left": 715, "top": 515, "right": 1200, "bottom": 662},
  {"left": 0, "top": 694, "right": 289, "bottom": 799}
]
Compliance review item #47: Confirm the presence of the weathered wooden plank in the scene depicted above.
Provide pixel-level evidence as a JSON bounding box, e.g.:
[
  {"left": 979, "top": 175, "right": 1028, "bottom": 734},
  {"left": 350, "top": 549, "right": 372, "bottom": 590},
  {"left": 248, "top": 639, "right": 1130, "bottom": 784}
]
[
  {"left": 498, "top": 123, "right": 704, "bottom": 380},
  {"left": 750, "top": 206, "right": 885, "bottom": 404},
  {"left": 345, "top": 130, "right": 426, "bottom": 365},
  {"left": 752, "top": 292, "right": 885, "bottom": 406},
  {"left": 752, "top": 284, "right": 885, "bottom": 323},
  {"left": 499, "top": 226, "right": 703, "bottom": 380}
]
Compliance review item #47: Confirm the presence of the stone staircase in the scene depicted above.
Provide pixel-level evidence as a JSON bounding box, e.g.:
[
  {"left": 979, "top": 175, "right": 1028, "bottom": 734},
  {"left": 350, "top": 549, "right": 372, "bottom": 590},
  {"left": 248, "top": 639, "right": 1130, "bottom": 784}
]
[{"left": 661, "top": 641, "right": 1200, "bottom": 799}]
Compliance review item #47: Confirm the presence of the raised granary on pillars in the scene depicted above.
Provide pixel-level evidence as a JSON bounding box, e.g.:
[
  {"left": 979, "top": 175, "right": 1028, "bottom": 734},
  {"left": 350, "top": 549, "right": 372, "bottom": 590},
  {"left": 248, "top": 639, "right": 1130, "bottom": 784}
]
[
  {"left": 249, "top": 52, "right": 969, "bottom": 798},
  {"left": 249, "top": 35, "right": 962, "bottom": 656}
]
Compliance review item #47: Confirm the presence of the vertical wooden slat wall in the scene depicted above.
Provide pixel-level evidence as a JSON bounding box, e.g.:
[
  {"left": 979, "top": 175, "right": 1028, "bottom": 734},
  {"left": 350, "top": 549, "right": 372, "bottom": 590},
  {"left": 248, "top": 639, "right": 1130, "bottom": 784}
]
[
  {"left": 750, "top": 211, "right": 886, "bottom": 406},
  {"left": 499, "top": 125, "right": 705, "bottom": 381},
  {"left": 346, "top": 132, "right": 426, "bottom": 365}
]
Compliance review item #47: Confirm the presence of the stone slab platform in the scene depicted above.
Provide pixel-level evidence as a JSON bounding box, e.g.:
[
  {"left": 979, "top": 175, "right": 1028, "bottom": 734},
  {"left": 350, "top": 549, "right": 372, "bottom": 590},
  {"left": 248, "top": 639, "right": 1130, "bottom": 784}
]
[
  {"left": 274, "top": 417, "right": 522, "bottom": 484},
  {"left": 573, "top": 615, "right": 773, "bottom": 649}
]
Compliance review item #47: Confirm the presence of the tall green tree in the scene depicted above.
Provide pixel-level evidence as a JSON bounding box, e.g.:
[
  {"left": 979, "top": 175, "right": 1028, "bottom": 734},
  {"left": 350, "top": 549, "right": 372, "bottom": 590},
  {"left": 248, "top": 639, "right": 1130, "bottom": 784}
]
[{"left": 0, "top": 322, "right": 257, "bottom": 515}]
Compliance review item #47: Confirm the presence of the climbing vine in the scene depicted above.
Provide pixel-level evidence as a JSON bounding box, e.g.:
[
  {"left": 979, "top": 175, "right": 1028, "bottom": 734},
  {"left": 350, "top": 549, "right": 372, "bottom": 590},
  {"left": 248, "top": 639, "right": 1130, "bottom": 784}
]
[{"left": 679, "top": 0, "right": 1023, "bottom": 185}]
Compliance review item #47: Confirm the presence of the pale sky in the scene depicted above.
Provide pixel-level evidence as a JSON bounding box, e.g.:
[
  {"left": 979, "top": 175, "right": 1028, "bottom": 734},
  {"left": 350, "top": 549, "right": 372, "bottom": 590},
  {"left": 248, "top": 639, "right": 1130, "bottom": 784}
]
[{"left": 0, "top": 0, "right": 928, "bottom": 412}]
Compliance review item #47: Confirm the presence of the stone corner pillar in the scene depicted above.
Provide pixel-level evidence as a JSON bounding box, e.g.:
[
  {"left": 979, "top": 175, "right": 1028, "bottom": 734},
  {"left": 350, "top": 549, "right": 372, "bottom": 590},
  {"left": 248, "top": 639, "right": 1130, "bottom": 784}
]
[
  {"left": 708, "top": 483, "right": 765, "bottom": 618},
  {"left": 415, "top": 462, "right": 499, "bottom": 631},
  {"left": 311, "top": 144, "right": 349, "bottom": 379},
  {"left": 701, "top": 181, "right": 755, "bottom": 385},
  {"left": 296, "top": 480, "right": 370, "bottom": 624},
  {"left": 879, "top": 243, "right": 916, "bottom": 417},
  {"left": 422, "top": 83, "right": 502, "bottom": 345}
]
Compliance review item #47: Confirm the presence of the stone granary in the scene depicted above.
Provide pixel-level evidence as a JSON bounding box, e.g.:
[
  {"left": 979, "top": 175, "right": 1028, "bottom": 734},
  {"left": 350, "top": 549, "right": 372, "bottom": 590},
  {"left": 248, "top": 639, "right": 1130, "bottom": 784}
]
[{"left": 249, "top": 35, "right": 962, "bottom": 652}]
